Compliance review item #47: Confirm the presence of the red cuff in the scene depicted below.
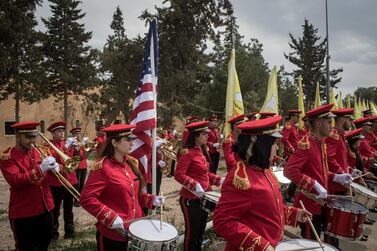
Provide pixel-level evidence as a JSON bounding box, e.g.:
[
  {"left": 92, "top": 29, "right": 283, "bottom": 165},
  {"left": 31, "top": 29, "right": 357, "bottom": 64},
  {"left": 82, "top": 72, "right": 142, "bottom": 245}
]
[
  {"left": 298, "top": 175, "right": 315, "bottom": 192},
  {"left": 183, "top": 177, "right": 198, "bottom": 191},
  {"left": 210, "top": 175, "right": 221, "bottom": 186},
  {"left": 141, "top": 193, "right": 155, "bottom": 209},
  {"left": 240, "top": 230, "right": 270, "bottom": 251},
  {"left": 96, "top": 206, "right": 119, "bottom": 229},
  {"left": 284, "top": 206, "right": 299, "bottom": 227}
]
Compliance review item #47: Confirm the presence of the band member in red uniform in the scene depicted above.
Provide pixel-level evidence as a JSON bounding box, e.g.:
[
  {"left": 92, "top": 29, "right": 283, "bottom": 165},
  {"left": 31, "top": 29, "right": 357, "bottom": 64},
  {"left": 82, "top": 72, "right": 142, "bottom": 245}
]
[
  {"left": 354, "top": 117, "right": 377, "bottom": 171},
  {"left": 362, "top": 109, "right": 373, "bottom": 117},
  {"left": 346, "top": 128, "right": 364, "bottom": 172},
  {"left": 222, "top": 114, "right": 247, "bottom": 171},
  {"left": 0, "top": 122, "right": 58, "bottom": 251},
  {"left": 182, "top": 116, "right": 200, "bottom": 145},
  {"left": 298, "top": 115, "right": 311, "bottom": 138},
  {"left": 94, "top": 124, "right": 107, "bottom": 156},
  {"left": 365, "top": 116, "right": 377, "bottom": 151},
  {"left": 213, "top": 116, "right": 311, "bottom": 251},
  {"left": 246, "top": 112, "right": 258, "bottom": 121},
  {"left": 69, "top": 127, "right": 88, "bottom": 207},
  {"left": 46, "top": 121, "right": 78, "bottom": 239},
  {"left": 207, "top": 115, "right": 221, "bottom": 174},
  {"left": 281, "top": 110, "right": 301, "bottom": 157},
  {"left": 175, "top": 121, "right": 223, "bottom": 251},
  {"left": 284, "top": 104, "right": 353, "bottom": 241},
  {"left": 80, "top": 124, "right": 164, "bottom": 251}
]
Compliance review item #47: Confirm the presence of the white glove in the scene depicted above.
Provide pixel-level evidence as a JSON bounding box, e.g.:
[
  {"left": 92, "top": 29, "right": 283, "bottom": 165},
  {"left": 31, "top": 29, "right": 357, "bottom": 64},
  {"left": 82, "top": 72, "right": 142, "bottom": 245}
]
[
  {"left": 52, "top": 162, "right": 60, "bottom": 173},
  {"left": 220, "top": 134, "right": 224, "bottom": 139},
  {"left": 40, "top": 156, "right": 57, "bottom": 173},
  {"left": 194, "top": 183, "right": 205, "bottom": 198},
  {"left": 333, "top": 173, "right": 354, "bottom": 186},
  {"left": 110, "top": 216, "right": 125, "bottom": 230},
  {"left": 314, "top": 180, "right": 328, "bottom": 199},
  {"left": 156, "top": 139, "right": 166, "bottom": 148},
  {"left": 351, "top": 169, "right": 362, "bottom": 178},
  {"left": 213, "top": 143, "right": 220, "bottom": 148},
  {"left": 82, "top": 137, "right": 89, "bottom": 145},
  {"left": 152, "top": 196, "right": 165, "bottom": 207},
  {"left": 158, "top": 160, "right": 166, "bottom": 168},
  {"left": 220, "top": 177, "right": 225, "bottom": 185},
  {"left": 65, "top": 137, "right": 75, "bottom": 148}
]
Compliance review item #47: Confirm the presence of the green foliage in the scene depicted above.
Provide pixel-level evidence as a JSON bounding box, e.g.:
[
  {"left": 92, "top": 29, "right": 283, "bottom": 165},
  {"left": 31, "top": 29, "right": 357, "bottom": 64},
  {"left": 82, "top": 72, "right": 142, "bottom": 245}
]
[{"left": 355, "top": 87, "right": 377, "bottom": 104}]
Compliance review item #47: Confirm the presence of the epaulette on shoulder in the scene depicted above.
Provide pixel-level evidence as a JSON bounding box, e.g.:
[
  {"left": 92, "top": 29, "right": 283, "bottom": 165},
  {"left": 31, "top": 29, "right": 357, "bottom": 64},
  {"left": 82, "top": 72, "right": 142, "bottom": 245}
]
[
  {"left": 285, "top": 122, "right": 291, "bottom": 130},
  {"left": 179, "top": 148, "right": 189, "bottom": 155},
  {"left": 232, "top": 161, "right": 250, "bottom": 190},
  {"left": 0, "top": 147, "right": 12, "bottom": 160},
  {"left": 90, "top": 157, "right": 106, "bottom": 171},
  {"left": 298, "top": 135, "right": 310, "bottom": 150},
  {"left": 329, "top": 128, "right": 339, "bottom": 140}
]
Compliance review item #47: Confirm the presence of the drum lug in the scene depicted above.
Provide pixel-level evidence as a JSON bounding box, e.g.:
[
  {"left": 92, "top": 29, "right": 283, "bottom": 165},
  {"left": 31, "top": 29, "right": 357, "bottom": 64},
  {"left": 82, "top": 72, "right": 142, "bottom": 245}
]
[
  {"left": 327, "top": 222, "right": 332, "bottom": 231},
  {"left": 350, "top": 228, "right": 354, "bottom": 237}
]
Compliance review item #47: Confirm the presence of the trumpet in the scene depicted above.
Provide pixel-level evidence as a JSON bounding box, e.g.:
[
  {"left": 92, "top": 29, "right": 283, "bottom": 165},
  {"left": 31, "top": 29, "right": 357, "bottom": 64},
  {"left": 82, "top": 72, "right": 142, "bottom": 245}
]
[
  {"left": 157, "top": 137, "right": 177, "bottom": 175},
  {"left": 38, "top": 132, "right": 81, "bottom": 173},
  {"left": 84, "top": 140, "right": 98, "bottom": 152},
  {"left": 32, "top": 143, "right": 80, "bottom": 201}
]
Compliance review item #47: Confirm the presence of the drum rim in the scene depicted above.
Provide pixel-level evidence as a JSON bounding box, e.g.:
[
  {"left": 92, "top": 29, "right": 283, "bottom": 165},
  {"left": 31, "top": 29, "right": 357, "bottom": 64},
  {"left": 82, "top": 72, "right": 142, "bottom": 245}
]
[
  {"left": 276, "top": 239, "right": 338, "bottom": 250},
  {"left": 326, "top": 198, "right": 369, "bottom": 213},
  {"left": 351, "top": 183, "right": 377, "bottom": 199},
  {"left": 128, "top": 220, "right": 179, "bottom": 243},
  {"left": 324, "top": 230, "right": 362, "bottom": 242}
]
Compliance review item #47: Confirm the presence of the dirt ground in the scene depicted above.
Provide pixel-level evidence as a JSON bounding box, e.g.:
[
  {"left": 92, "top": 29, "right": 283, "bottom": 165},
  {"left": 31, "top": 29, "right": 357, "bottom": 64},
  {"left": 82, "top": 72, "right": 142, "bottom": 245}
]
[{"left": 1, "top": 160, "right": 376, "bottom": 250}]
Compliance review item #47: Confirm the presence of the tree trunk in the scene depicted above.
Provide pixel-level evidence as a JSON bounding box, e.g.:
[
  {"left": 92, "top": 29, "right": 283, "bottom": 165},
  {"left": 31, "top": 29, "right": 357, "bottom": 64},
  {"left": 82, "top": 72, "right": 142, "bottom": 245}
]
[
  {"left": 64, "top": 85, "right": 68, "bottom": 133},
  {"left": 15, "top": 83, "right": 20, "bottom": 122}
]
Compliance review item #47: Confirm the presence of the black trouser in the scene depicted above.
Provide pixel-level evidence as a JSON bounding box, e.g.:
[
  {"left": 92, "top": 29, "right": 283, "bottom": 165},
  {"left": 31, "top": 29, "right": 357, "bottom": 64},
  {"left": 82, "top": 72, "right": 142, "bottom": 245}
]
[
  {"left": 300, "top": 214, "right": 323, "bottom": 240},
  {"left": 209, "top": 152, "right": 220, "bottom": 174},
  {"left": 179, "top": 197, "right": 208, "bottom": 251},
  {"left": 50, "top": 186, "right": 75, "bottom": 237},
  {"left": 96, "top": 231, "right": 128, "bottom": 251},
  {"left": 287, "top": 183, "right": 297, "bottom": 198},
  {"left": 169, "top": 159, "right": 176, "bottom": 176},
  {"left": 10, "top": 210, "right": 53, "bottom": 251},
  {"left": 75, "top": 169, "right": 87, "bottom": 193}
]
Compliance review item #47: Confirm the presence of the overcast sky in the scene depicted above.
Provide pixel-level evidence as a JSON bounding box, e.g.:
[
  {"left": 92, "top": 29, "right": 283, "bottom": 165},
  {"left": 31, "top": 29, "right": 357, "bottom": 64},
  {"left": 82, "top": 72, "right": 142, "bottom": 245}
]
[{"left": 36, "top": 0, "right": 377, "bottom": 96}]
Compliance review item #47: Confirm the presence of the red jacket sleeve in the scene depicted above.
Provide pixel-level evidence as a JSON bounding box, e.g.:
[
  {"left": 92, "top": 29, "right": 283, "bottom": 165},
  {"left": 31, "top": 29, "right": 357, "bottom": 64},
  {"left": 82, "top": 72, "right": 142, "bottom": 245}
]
[
  {"left": 283, "top": 205, "right": 299, "bottom": 227},
  {"left": 174, "top": 150, "right": 198, "bottom": 191},
  {"left": 281, "top": 125, "right": 293, "bottom": 152},
  {"left": 325, "top": 137, "right": 345, "bottom": 174},
  {"left": 222, "top": 136, "right": 237, "bottom": 172}
]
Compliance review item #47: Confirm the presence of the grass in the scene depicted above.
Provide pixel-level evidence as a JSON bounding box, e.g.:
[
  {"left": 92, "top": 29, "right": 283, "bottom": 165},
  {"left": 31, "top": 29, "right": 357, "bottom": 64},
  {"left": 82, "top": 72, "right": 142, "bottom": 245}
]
[{"left": 49, "top": 228, "right": 97, "bottom": 251}]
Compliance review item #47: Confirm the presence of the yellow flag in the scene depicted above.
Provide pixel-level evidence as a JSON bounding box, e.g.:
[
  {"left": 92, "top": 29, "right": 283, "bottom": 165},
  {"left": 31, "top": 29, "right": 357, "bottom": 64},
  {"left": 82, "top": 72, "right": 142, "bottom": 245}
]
[
  {"left": 314, "top": 82, "right": 321, "bottom": 108},
  {"left": 354, "top": 96, "right": 361, "bottom": 119},
  {"left": 370, "top": 102, "right": 377, "bottom": 115},
  {"left": 346, "top": 95, "right": 351, "bottom": 108},
  {"left": 260, "top": 66, "right": 278, "bottom": 114},
  {"left": 338, "top": 92, "right": 344, "bottom": 108},
  {"left": 225, "top": 48, "right": 244, "bottom": 137},
  {"left": 362, "top": 99, "right": 367, "bottom": 111},
  {"left": 329, "top": 88, "right": 338, "bottom": 109},
  {"left": 297, "top": 76, "right": 305, "bottom": 129}
]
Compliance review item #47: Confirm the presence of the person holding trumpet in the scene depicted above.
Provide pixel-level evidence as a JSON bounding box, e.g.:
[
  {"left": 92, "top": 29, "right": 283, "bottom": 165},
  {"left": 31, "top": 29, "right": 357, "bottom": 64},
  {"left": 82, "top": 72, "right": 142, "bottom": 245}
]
[
  {"left": 80, "top": 124, "right": 164, "bottom": 251},
  {"left": 46, "top": 121, "right": 78, "bottom": 239},
  {"left": 0, "top": 122, "right": 59, "bottom": 251}
]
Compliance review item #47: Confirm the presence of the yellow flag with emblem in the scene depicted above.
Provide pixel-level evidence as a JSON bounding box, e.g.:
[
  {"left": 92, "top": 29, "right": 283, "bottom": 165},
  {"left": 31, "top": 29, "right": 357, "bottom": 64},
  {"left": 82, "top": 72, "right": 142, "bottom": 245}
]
[
  {"left": 297, "top": 76, "right": 305, "bottom": 129},
  {"left": 260, "top": 66, "right": 278, "bottom": 114},
  {"left": 225, "top": 48, "right": 244, "bottom": 137},
  {"left": 314, "top": 82, "right": 321, "bottom": 108}
]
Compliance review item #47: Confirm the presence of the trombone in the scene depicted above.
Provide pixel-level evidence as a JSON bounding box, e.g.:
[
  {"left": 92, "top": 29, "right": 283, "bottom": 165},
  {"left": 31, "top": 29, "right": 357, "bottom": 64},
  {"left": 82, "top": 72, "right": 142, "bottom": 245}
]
[{"left": 32, "top": 143, "right": 80, "bottom": 201}]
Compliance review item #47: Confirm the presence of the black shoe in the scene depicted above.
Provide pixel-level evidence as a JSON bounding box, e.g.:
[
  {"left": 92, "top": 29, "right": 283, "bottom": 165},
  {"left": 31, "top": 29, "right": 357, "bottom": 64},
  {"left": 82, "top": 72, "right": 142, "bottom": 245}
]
[
  {"left": 360, "top": 234, "right": 368, "bottom": 241},
  {"left": 64, "top": 231, "right": 75, "bottom": 239},
  {"left": 365, "top": 219, "right": 374, "bottom": 225},
  {"left": 369, "top": 207, "right": 377, "bottom": 213},
  {"left": 367, "top": 217, "right": 376, "bottom": 223},
  {"left": 73, "top": 200, "right": 80, "bottom": 207}
]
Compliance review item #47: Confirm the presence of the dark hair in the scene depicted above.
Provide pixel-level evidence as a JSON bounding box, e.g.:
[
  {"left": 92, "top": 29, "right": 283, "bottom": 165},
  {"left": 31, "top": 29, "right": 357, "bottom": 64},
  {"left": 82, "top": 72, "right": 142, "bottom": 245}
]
[
  {"left": 231, "top": 134, "right": 252, "bottom": 161},
  {"left": 182, "top": 130, "right": 211, "bottom": 163},
  {"left": 98, "top": 136, "right": 145, "bottom": 195},
  {"left": 347, "top": 138, "right": 363, "bottom": 171}
]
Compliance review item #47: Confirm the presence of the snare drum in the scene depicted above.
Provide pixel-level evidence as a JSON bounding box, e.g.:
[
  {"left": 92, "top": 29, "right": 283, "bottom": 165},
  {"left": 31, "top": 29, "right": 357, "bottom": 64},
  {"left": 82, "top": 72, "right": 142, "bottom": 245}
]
[
  {"left": 276, "top": 239, "right": 337, "bottom": 251},
  {"left": 272, "top": 167, "right": 291, "bottom": 192},
  {"left": 324, "top": 197, "right": 367, "bottom": 240},
  {"left": 351, "top": 182, "right": 377, "bottom": 209},
  {"left": 128, "top": 219, "right": 179, "bottom": 251},
  {"left": 201, "top": 191, "right": 221, "bottom": 213}
]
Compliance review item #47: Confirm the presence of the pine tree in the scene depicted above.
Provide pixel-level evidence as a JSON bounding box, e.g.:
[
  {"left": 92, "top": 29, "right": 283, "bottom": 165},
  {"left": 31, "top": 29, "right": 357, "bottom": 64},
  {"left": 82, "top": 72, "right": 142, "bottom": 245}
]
[
  {"left": 42, "top": 0, "right": 96, "bottom": 124},
  {"left": 0, "top": 0, "right": 47, "bottom": 121},
  {"left": 284, "top": 19, "right": 343, "bottom": 108}
]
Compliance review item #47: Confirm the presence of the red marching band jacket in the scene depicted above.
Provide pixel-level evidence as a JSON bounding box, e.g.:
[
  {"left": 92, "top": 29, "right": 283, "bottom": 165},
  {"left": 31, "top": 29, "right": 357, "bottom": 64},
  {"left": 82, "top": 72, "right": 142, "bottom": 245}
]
[
  {"left": 174, "top": 146, "right": 221, "bottom": 199},
  {"left": 284, "top": 133, "right": 342, "bottom": 215},
  {"left": 222, "top": 133, "right": 240, "bottom": 172},
  {"left": 80, "top": 156, "right": 156, "bottom": 241},
  {"left": 94, "top": 135, "right": 106, "bottom": 154},
  {"left": 365, "top": 131, "right": 377, "bottom": 151},
  {"left": 0, "top": 146, "right": 54, "bottom": 219},
  {"left": 281, "top": 121, "right": 299, "bottom": 156},
  {"left": 45, "top": 139, "right": 78, "bottom": 186},
  {"left": 207, "top": 127, "right": 220, "bottom": 154},
  {"left": 213, "top": 162, "right": 299, "bottom": 251},
  {"left": 359, "top": 138, "right": 377, "bottom": 171}
]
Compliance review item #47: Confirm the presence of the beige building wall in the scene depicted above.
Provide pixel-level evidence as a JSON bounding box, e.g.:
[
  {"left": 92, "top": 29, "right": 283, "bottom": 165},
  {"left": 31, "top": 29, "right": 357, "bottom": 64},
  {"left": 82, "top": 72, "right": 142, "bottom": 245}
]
[{"left": 0, "top": 95, "right": 100, "bottom": 150}]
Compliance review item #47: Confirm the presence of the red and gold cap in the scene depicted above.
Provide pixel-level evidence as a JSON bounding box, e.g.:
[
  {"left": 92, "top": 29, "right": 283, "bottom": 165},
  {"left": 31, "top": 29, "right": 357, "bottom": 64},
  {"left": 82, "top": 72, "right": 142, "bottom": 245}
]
[
  {"left": 228, "top": 114, "right": 247, "bottom": 125},
  {"left": 305, "top": 104, "right": 335, "bottom": 120},
  {"left": 369, "top": 115, "right": 377, "bottom": 123},
  {"left": 11, "top": 121, "right": 40, "bottom": 135},
  {"left": 102, "top": 124, "right": 135, "bottom": 137},
  {"left": 185, "top": 121, "right": 210, "bottom": 132},
  {"left": 186, "top": 116, "right": 200, "bottom": 125},
  {"left": 208, "top": 115, "right": 218, "bottom": 121},
  {"left": 258, "top": 112, "right": 276, "bottom": 119},
  {"left": 69, "top": 127, "right": 81, "bottom": 134},
  {"left": 332, "top": 108, "right": 354, "bottom": 118},
  {"left": 353, "top": 117, "right": 373, "bottom": 128},
  {"left": 47, "top": 121, "right": 66, "bottom": 132},
  {"left": 345, "top": 128, "right": 364, "bottom": 140},
  {"left": 362, "top": 109, "right": 372, "bottom": 117},
  {"left": 287, "top": 110, "right": 302, "bottom": 115},
  {"left": 237, "top": 116, "right": 283, "bottom": 136},
  {"left": 96, "top": 124, "right": 106, "bottom": 131},
  {"left": 246, "top": 112, "right": 258, "bottom": 120}
]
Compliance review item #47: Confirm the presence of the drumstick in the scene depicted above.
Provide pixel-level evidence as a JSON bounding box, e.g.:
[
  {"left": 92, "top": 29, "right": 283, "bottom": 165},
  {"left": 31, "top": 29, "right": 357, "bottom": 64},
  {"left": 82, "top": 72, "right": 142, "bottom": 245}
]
[
  {"left": 299, "top": 200, "right": 325, "bottom": 251},
  {"left": 160, "top": 192, "right": 163, "bottom": 230},
  {"left": 353, "top": 172, "right": 371, "bottom": 180},
  {"left": 285, "top": 246, "right": 322, "bottom": 251},
  {"left": 360, "top": 177, "right": 368, "bottom": 187},
  {"left": 349, "top": 184, "right": 353, "bottom": 203}
]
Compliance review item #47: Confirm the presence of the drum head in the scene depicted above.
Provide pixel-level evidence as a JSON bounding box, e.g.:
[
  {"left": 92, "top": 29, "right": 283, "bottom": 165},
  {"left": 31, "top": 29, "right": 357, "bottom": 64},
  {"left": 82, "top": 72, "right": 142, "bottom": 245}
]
[
  {"left": 273, "top": 170, "right": 291, "bottom": 184},
  {"left": 351, "top": 182, "right": 377, "bottom": 199},
  {"left": 204, "top": 191, "right": 221, "bottom": 202},
  {"left": 328, "top": 197, "right": 367, "bottom": 213},
  {"left": 276, "top": 239, "right": 337, "bottom": 251},
  {"left": 128, "top": 219, "right": 178, "bottom": 242}
]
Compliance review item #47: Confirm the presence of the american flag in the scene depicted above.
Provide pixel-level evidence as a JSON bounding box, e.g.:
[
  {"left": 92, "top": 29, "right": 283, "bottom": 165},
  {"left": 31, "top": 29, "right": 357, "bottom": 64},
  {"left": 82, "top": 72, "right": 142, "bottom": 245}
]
[{"left": 130, "top": 19, "right": 158, "bottom": 175}]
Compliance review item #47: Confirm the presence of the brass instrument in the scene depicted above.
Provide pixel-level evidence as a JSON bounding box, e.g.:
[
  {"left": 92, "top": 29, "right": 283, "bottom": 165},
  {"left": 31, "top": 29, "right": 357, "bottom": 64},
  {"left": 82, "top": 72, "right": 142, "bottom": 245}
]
[
  {"left": 84, "top": 140, "right": 98, "bottom": 152},
  {"left": 38, "top": 132, "right": 81, "bottom": 173},
  {"left": 157, "top": 137, "right": 177, "bottom": 175},
  {"left": 32, "top": 143, "right": 80, "bottom": 201}
]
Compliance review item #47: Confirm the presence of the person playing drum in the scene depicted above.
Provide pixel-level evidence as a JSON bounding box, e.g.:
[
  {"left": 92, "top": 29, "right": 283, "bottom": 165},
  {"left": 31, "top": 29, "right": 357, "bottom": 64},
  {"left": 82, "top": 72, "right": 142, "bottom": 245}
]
[
  {"left": 284, "top": 104, "right": 353, "bottom": 241},
  {"left": 80, "top": 124, "right": 165, "bottom": 251},
  {"left": 213, "top": 116, "right": 312, "bottom": 251},
  {"left": 354, "top": 117, "right": 377, "bottom": 171},
  {"left": 174, "top": 121, "right": 224, "bottom": 251}
]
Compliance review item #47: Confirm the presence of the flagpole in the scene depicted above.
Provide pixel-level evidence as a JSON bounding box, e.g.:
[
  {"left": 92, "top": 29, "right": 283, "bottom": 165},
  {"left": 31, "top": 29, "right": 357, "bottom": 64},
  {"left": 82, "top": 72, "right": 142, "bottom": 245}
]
[{"left": 150, "top": 18, "right": 157, "bottom": 197}]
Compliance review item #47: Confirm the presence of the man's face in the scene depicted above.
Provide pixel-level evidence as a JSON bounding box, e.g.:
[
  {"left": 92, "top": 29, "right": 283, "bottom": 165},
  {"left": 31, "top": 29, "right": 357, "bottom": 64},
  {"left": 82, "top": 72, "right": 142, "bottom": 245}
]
[
  {"left": 319, "top": 118, "right": 332, "bottom": 137},
  {"left": 292, "top": 115, "right": 299, "bottom": 124},
  {"left": 209, "top": 120, "right": 217, "bottom": 128},
  {"left": 52, "top": 128, "right": 65, "bottom": 140},
  {"left": 72, "top": 131, "right": 81, "bottom": 140},
  {"left": 343, "top": 117, "right": 352, "bottom": 130},
  {"left": 16, "top": 133, "right": 37, "bottom": 150}
]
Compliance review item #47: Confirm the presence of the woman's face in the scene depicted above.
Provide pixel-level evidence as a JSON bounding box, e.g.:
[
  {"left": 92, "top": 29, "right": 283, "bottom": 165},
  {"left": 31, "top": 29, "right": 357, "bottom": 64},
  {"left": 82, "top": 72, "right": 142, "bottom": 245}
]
[
  {"left": 269, "top": 141, "right": 279, "bottom": 166},
  {"left": 113, "top": 136, "right": 133, "bottom": 155},
  {"left": 195, "top": 131, "right": 209, "bottom": 146}
]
